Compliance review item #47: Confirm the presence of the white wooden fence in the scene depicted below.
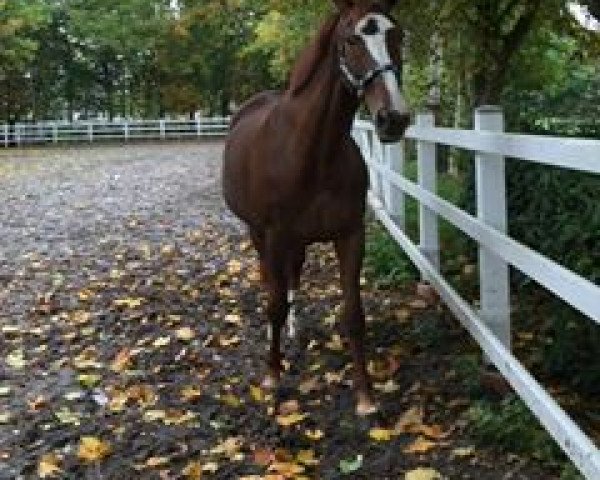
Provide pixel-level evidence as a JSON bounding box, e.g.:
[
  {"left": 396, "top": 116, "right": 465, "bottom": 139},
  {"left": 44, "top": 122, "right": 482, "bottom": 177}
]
[
  {"left": 352, "top": 106, "right": 600, "bottom": 479},
  {"left": 0, "top": 117, "right": 230, "bottom": 146}
]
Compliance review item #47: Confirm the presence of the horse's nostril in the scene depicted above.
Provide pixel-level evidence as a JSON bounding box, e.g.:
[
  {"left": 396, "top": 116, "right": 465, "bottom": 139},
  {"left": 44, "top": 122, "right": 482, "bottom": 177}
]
[{"left": 376, "top": 109, "right": 391, "bottom": 129}]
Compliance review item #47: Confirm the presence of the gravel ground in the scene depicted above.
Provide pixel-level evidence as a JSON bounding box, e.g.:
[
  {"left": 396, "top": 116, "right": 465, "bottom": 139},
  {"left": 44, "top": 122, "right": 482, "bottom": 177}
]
[{"left": 0, "top": 142, "right": 563, "bottom": 479}]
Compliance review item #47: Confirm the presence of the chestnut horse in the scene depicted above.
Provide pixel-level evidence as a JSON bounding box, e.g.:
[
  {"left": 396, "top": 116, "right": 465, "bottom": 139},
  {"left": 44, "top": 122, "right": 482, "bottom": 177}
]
[{"left": 222, "top": 0, "right": 410, "bottom": 415}]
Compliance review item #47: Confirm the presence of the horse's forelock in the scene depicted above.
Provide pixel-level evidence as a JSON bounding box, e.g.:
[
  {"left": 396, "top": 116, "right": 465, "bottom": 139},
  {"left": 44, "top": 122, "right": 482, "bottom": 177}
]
[{"left": 287, "top": 14, "right": 341, "bottom": 96}]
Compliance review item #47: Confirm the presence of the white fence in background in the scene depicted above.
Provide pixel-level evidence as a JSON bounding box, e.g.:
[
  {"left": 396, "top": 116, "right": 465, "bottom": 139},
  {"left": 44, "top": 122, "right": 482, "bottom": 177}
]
[
  {"left": 352, "top": 106, "right": 600, "bottom": 480},
  {"left": 0, "top": 117, "right": 230, "bottom": 146}
]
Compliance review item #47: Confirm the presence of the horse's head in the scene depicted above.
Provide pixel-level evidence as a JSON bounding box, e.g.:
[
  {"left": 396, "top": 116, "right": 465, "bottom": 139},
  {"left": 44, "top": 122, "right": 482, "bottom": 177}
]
[{"left": 334, "top": 0, "right": 410, "bottom": 142}]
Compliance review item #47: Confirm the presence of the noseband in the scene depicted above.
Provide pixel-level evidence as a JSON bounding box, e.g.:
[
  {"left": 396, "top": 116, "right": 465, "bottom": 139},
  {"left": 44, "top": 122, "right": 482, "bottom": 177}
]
[{"left": 339, "top": 51, "right": 399, "bottom": 98}]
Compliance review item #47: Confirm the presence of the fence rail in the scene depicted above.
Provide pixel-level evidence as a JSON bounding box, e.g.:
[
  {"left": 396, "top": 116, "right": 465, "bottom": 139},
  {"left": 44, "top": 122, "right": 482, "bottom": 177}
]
[
  {"left": 352, "top": 107, "right": 600, "bottom": 479},
  {"left": 1, "top": 117, "right": 230, "bottom": 147}
]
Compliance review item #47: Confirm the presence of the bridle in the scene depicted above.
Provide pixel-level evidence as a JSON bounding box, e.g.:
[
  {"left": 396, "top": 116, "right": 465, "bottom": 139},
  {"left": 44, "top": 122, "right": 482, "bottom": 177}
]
[{"left": 338, "top": 40, "right": 400, "bottom": 98}]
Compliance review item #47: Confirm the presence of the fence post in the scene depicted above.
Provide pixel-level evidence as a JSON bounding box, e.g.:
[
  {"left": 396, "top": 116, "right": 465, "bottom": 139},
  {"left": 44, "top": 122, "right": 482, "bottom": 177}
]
[
  {"left": 16, "top": 125, "right": 21, "bottom": 147},
  {"left": 3, "top": 124, "right": 8, "bottom": 147},
  {"left": 52, "top": 123, "right": 58, "bottom": 144},
  {"left": 88, "top": 123, "right": 93, "bottom": 143},
  {"left": 124, "top": 122, "right": 129, "bottom": 141},
  {"left": 371, "top": 134, "right": 385, "bottom": 201},
  {"left": 160, "top": 119, "right": 166, "bottom": 140},
  {"left": 416, "top": 111, "right": 440, "bottom": 271},
  {"left": 475, "top": 105, "right": 511, "bottom": 351},
  {"left": 196, "top": 118, "right": 202, "bottom": 137},
  {"left": 384, "top": 142, "right": 405, "bottom": 230}
]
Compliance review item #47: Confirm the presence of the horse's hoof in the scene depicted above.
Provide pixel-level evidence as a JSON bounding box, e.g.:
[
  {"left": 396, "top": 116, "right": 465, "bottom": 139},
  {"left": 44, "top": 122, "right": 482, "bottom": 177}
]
[
  {"left": 261, "top": 374, "right": 278, "bottom": 390},
  {"left": 356, "top": 399, "right": 380, "bottom": 416}
]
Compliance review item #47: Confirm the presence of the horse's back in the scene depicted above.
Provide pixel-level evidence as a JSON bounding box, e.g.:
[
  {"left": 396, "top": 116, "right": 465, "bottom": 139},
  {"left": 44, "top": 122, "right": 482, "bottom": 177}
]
[{"left": 230, "top": 90, "right": 281, "bottom": 128}]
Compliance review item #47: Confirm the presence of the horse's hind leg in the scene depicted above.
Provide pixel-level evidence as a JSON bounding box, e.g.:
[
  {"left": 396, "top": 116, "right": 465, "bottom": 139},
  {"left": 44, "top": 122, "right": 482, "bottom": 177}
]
[
  {"left": 285, "top": 246, "right": 305, "bottom": 338},
  {"left": 261, "top": 231, "right": 290, "bottom": 389},
  {"left": 335, "top": 229, "right": 378, "bottom": 416}
]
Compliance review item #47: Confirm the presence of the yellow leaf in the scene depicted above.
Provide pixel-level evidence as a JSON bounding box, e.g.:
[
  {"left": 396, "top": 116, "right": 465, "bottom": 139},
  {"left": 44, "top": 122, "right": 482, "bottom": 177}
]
[
  {"left": 145, "top": 456, "right": 170, "bottom": 468},
  {"left": 210, "top": 437, "right": 244, "bottom": 459},
  {"left": 77, "top": 374, "right": 101, "bottom": 389},
  {"left": 201, "top": 461, "right": 219, "bottom": 473},
  {"left": 110, "top": 348, "right": 133, "bottom": 372},
  {"left": 279, "top": 399, "right": 300, "bottom": 415},
  {"left": 405, "top": 467, "right": 442, "bottom": 480},
  {"left": 38, "top": 453, "right": 62, "bottom": 478},
  {"left": 268, "top": 462, "right": 305, "bottom": 476},
  {"left": 182, "top": 460, "right": 203, "bottom": 479},
  {"left": 227, "top": 260, "right": 243, "bottom": 275},
  {"left": 224, "top": 313, "right": 242, "bottom": 326},
  {"left": 176, "top": 327, "right": 195, "bottom": 341},
  {"left": 220, "top": 393, "right": 242, "bottom": 407},
  {"left": 6, "top": 349, "right": 26, "bottom": 369},
  {"left": 218, "top": 335, "right": 241, "bottom": 347},
  {"left": 325, "top": 334, "right": 344, "bottom": 351},
  {"left": 403, "top": 436, "right": 438, "bottom": 454},
  {"left": 181, "top": 386, "right": 202, "bottom": 402},
  {"left": 296, "top": 449, "right": 319, "bottom": 466},
  {"left": 452, "top": 446, "right": 475, "bottom": 457},
  {"left": 144, "top": 409, "right": 166, "bottom": 422},
  {"left": 304, "top": 429, "right": 324, "bottom": 441},
  {"left": 153, "top": 336, "right": 171, "bottom": 348},
  {"left": 369, "top": 428, "right": 395, "bottom": 442},
  {"left": 394, "top": 406, "right": 424, "bottom": 434},
  {"left": 276, "top": 412, "right": 307, "bottom": 427},
  {"left": 113, "top": 297, "right": 145, "bottom": 309},
  {"left": 77, "top": 437, "right": 112, "bottom": 463},
  {"left": 249, "top": 385, "right": 265, "bottom": 403}
]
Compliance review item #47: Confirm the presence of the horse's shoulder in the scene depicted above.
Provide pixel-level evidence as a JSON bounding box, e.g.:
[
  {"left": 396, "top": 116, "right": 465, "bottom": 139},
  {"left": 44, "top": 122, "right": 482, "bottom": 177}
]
[{"left": 231, "top": 90, "right": 281, "bottom": 127}]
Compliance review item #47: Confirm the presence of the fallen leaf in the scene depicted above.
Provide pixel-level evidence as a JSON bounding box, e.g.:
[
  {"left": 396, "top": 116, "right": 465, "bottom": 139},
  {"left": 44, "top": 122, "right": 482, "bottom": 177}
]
[
  {"left": 113, "top": 297, "right": 145, "bottom": 309},
  {"left": 176, "top": 327, "right": 195, "bottom": 341},
  {"left": 298, "top": 376, "right": 320, "bottom": 395},
  {"left": 374, "top": 379, "right": 401, "bottom": 393},
  {"left": 182, "top": 460, "right": 203, "bottom": 479},
  {"left": 403, "top": 436, "right": 438, "bottom": 454},
  {"left": 276, "top": 412, "right": 307, "bottom": 427},
  {"left": 0, "top": 386, "right": 11, "bottom": 396},
  {"left": 304, "top": 429, "right": 324, "bottom": 441},
  {"left": 77, "top": 374, "right": 101, "bottom": 389},
  {"left": 325, "top": 333, "right": 344, "bottom": 351},
  {"left": 210, "top": 437, "right": 244, "bottom": 458},
  {"left": 6, "top": 349, "right": 26, "bottom": 369},
  {"left": 153, "top": 336, "right": 171, "bottom": 348},
  {"left": 394, "top": 406, "right": 424, "bottom": 434},
  {"left": 369, "top": 427, "right": 395, "bottom": 442},
  {"left": 339, "top": 454, "right": 363, "bottom": 475},
  {"left": 224, "top": 313, "right": 242, "bottom": 326},
  {"left": 452, "top": 446, "right": 475, "bottom": 457},
  {"left": 38, "top": 453, "right": 62, "bottom": 478},
  {"left": 296, "top": 449, "right": 319, "bottom": 466},
  {"left": 110, "top": 348, "right": 133, "bottom": 372},
  {"left": 218, "top": 335, "right": 241, "bottom": 347},
  {"left": 249, "top": 385, "right": 265, "bottom": 403},
  {"left": 253, "top": 448, "right": 276, "bottom": 466},
  {"left": 405, "top": 467, "right": 442, "bottom": 480},
  {"left": 181, "top": 386, "right": 202, "bottom": 402},
  {"left": 77, "top": 437, "right": 112, "bottom": 463},
  {"left": 268, "top": 462, "right": 305, "bottom": 476},
  {"left": 145, "top": 456, "right": 170, "bottom": 468},
  {"left": 279, "top": 399, "right": 300, "bottom": 415}
]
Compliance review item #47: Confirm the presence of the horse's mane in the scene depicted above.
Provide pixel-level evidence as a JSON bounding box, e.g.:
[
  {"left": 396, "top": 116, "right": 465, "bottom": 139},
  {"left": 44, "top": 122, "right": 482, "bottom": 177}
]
[{"left": 287, "top": 14, "right": 341, "bottom": 96}]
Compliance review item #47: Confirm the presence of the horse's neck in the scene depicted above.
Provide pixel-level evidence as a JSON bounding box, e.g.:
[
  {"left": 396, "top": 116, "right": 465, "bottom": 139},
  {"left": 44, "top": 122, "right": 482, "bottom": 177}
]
[{"left": 287, "top": 51, "right": 358, "bottom": 157}]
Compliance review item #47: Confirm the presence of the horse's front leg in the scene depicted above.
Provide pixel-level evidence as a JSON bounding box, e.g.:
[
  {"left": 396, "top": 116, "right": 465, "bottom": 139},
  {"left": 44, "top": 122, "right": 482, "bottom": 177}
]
[
  {"left": 261, "top": 233, "right": 289, "bottom": 389},
  {"left": 335, "top": 228, "right": 378, "bottom": 416}
]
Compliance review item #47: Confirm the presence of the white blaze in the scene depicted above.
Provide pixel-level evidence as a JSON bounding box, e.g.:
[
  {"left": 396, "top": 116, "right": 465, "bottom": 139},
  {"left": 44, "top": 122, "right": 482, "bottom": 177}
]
[{"left": 355, "top": 14, "right": 407, "bottom": 113}]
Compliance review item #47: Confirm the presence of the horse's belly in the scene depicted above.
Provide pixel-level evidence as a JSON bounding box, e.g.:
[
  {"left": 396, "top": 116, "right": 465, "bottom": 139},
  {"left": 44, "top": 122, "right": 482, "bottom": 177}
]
[{"left": 293, "top": 193, "right": 365, "bottom": 242}]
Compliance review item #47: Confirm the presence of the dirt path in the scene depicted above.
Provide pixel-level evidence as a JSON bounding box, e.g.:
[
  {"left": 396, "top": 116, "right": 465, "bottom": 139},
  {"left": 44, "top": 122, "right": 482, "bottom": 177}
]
[{"left": 0, "top": 143, "right": 561, "bottom": 479}]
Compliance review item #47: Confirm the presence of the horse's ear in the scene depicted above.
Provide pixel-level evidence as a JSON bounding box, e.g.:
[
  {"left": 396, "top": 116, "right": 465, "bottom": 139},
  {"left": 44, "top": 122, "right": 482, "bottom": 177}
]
[
  {"left": 288, "top": 16, "right": 340, "bottom": 96},
  {"left": 332, "top": 0, "right": 354, "bottom": 10}
]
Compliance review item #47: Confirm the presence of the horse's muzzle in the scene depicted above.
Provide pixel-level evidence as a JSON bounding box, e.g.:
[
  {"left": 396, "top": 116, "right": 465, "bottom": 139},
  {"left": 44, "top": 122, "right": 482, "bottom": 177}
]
[{"left": 375, "top": 108, "right": 411, "bottom": 143}]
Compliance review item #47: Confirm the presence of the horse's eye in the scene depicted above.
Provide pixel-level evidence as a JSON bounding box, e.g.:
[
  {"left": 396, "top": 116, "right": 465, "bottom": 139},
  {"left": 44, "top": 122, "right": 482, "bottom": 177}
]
[{"left": 345, "top": 34, "right": 362, "bottom": 47}]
